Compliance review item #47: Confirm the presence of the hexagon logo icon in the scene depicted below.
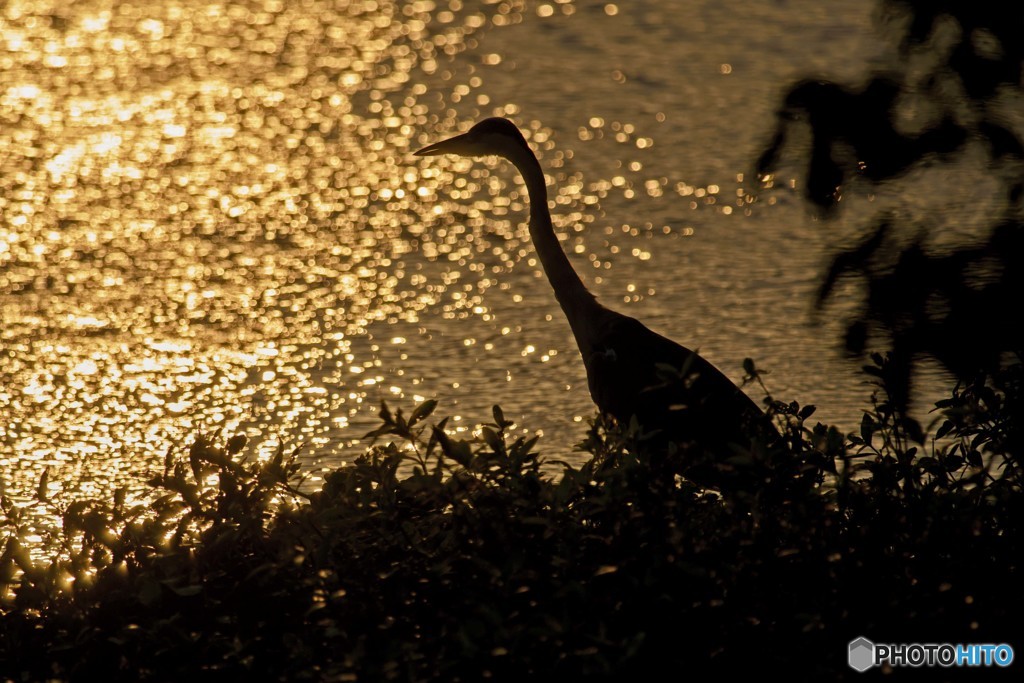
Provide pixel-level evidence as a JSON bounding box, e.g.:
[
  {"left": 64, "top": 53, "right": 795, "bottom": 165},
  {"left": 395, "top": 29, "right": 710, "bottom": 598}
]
[{"left": 848, "top": 637, "right": 875, "bottom": 672}]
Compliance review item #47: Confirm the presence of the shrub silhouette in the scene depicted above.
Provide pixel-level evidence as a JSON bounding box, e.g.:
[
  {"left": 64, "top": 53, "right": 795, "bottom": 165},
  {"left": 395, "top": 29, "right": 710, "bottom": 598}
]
[{"left": 2, "top": 356, "right": 1019, "bottom": 680}]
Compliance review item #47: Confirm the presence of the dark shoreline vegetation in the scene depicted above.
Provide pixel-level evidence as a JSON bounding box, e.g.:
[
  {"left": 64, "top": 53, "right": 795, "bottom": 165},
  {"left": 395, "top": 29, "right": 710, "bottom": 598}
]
[{"left": 1, "top": 354, "right": 1020, "bottom": 680}]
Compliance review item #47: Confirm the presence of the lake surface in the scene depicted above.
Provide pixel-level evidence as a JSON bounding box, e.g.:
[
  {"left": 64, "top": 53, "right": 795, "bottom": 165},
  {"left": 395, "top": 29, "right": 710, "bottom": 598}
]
[{"left": 1, "top": 0, "right": 954, "bottom": 513}]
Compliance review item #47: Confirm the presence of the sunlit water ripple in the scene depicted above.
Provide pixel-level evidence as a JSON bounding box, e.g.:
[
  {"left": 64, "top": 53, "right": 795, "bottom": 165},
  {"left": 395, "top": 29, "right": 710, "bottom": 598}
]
[{"left": 2, "top": 0, "right": 958, "bottom": 532}]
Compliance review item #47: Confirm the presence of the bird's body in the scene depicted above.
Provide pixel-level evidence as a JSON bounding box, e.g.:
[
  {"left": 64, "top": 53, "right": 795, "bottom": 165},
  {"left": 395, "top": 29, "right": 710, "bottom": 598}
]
[{"left": 416, "top": 118, "right": 773, "bottom": 468}]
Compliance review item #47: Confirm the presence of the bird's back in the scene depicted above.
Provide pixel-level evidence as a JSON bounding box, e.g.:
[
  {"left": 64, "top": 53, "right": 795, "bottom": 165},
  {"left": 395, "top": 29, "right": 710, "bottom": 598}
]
[{"left": 582, "top": 310, "right": 772, "bottom": 458}]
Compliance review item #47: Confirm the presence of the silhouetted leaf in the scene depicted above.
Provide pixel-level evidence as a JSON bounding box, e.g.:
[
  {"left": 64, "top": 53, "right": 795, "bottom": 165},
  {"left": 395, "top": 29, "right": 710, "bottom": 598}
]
[
  {"left": 35, "top": 468, "right": 50, "bottom": 502},
  {"left": 425, "top": 416, "right": 449, "bottom": 459},
  {"left": 480, "top": 427, "right": 503, "bottom": 452},
  {"left": 226, "top": 433, "right": 248, "bottom": 455},
  {"left": 410, "top": 399, "right": 438, "bottom": 426},
  {"left": 860, "top": 413, "right": 875, "bottom": 443},
  {"left": 379, "top": 401, "right": 394, "bottom": 425},
  {"left": 967, "top": 449, "right": 983, "bottom": 468},
  {"left": 491, "top": 404, "right": 515, "bottom": 429},
  {"left": 434, "top": 426, "right": 472, "bottom": 467}
]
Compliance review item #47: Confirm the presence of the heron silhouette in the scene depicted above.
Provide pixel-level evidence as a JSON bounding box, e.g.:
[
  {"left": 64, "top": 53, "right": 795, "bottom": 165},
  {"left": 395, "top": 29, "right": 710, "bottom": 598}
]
[{"left": 416, "top": 118, "right": 775, "bottom": 474}]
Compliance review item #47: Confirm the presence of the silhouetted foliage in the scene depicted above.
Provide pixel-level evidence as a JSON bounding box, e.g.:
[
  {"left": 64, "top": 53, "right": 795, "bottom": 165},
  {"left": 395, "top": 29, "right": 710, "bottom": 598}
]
[
  {"left": 756, "top": 76, "right": 967, "bottom": 211},
  {"left": 2, "top": 358, "right": 1020, "bottom": 680},
  {"left": 758, "top": 0, "right": 1024, "bottom": 406},
  {"left": 887, "top": 0, "right": 1023, "bottom": 100}
]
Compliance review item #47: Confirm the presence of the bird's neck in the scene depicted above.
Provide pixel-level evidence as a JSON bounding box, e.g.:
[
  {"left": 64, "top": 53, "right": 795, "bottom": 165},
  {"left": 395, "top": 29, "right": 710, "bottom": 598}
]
[{"left": 504, "top": 144, "right": 600, "bottom": 349}]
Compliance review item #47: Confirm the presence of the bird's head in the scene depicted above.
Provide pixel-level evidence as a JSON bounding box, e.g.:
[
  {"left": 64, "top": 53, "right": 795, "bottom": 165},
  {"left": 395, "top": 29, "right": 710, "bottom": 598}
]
[{"left": 414, "top": 117, "right": 530, "bottom": 159}]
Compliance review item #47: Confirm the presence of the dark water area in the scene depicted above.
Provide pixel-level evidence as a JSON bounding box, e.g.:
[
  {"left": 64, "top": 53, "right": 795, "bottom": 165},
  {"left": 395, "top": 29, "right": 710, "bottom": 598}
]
[{"left": 1, "top": 0, "right": 968, "bottom": 524}]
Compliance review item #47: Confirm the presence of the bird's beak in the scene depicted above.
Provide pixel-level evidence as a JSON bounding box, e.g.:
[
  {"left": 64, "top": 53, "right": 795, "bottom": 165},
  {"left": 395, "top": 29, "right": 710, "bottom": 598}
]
[{"left": 414, "top": 132, "right": 472, "bottom": 156}]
